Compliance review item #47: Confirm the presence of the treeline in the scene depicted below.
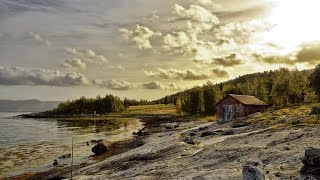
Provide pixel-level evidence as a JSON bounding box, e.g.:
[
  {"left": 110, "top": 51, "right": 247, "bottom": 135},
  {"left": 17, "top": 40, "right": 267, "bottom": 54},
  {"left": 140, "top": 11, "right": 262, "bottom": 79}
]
[
  {"left": 47, "top": 95, "right": 153, "bottom": 115},
  {"left": 154, "top": 68, "right": 317, "bottom": 115}
]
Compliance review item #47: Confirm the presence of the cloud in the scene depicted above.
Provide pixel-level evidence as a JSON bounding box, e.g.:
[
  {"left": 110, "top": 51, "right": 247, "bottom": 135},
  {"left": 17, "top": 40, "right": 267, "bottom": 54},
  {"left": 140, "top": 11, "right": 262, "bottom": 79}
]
[
  {"left": 212, "top": 53, "right": 244, "bottom": 67},
  {"left": 193, "top": 0, "right": 221, "bottom": 10},
  {"left": 141, "top": 81, "right": 164, "bottom": 90},
  {"left": 65, "top": 48, "right": 109, "bottom": 64},
  {"left": 0, "top": 66, "right": 89, "bottom": 86},
  {"left": 92, "top": 79, "right": 133, "bottom": 91},
  {"left": 253, "top": 43, "right": 320, "bottom": 66},
  {"left": 211, "top": 68, "right": 229, "bottom": 78},
  {"left": 162, "top": 31, "right": 193, "bottom": 54},
  {"left": 140, "top": 81, "right": 181, "bottom": 91},
  {"left": 62, "top": 48, "right": 111, "bottom": 70},
  {"left": 174, "top": 4, "right": 219, "bottom": 24},
  {"left": 145, "top": 68, "right": 211, "bottom": 80},
  {"left": 296, "top": 43, "right": 320, "bottom": 65},
  {"left": 29, "top": 32, "right": 51, "bottom": 47},
  {"left": 119, "top": 24, "right": 162, "bottom": 49}
]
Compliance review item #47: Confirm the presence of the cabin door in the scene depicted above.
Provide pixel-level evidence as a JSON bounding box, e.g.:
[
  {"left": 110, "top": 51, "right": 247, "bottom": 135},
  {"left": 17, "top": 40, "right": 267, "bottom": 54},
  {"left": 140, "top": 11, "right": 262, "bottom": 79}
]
[{"left": 224, "top": 105, "right": 236, "bottom": 121}]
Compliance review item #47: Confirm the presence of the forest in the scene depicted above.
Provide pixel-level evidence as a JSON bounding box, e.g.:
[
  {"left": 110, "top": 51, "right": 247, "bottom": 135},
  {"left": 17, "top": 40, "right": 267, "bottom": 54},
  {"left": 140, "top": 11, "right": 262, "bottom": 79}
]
[{"left": 48, "top": 65, "right": 320, "bottom": 116}]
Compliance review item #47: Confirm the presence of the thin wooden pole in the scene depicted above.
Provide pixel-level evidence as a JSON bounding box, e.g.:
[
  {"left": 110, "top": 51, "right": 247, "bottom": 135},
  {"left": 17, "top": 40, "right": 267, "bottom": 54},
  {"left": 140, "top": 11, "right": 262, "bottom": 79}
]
[{"left": 71, "top": 137, "right": 74, "bottom": 179}]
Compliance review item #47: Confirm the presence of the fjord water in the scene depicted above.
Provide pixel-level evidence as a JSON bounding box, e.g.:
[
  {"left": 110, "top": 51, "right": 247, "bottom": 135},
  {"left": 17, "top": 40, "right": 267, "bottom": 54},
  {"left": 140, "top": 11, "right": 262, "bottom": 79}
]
[{"left": 0, "top": 112, "right": 142, "bottom": 177}]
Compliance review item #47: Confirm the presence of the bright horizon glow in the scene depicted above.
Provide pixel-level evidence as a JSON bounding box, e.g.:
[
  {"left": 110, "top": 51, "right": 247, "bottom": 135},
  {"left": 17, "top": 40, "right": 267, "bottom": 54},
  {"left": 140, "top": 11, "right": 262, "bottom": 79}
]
[{"left": 261, "top": 0, "right": 320, "bottom": 54}]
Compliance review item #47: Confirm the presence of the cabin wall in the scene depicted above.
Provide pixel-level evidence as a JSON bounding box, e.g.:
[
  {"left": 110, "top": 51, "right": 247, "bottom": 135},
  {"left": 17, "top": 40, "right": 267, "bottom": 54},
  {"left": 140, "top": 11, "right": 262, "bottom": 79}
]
[
  {"left": 216, "top": 97, "right": 267, "bottom": 122},
  {"left": 243, "top": 105, "right": 266, "bottom": 116},
  {"left": 216, "top": 97, "right": 244, "bottom": 122}
]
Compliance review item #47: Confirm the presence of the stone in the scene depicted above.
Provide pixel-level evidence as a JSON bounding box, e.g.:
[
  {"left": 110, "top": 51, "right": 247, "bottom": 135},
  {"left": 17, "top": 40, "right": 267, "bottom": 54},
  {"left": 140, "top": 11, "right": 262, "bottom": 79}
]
[
  {"left": 222, "top": 130, "right": 234, "bottom": 135},
  {"left": 184, "top": 135, "right": 195, "bottom": 145},
  {"left": 58, "top": 153, "right": 71, "bottom": 159},
  {"left": 92, "top": 142, "right": 108, "bottom": 156},
  {"left": 302, "top": 147, "right": 320, "bottom": 167},
  {"left": 242, "top": 164, "right": 265, "bottom": 180},
  {"left": 300, "top": 147, "right": 320, "bottom": 179},
  {"left": 310, "top": 106, "right": 320, "bottom": 115},
  {"left": 53, "top": 159, "right": 58, "bottom": 166},
  {"left": 189, "top": 131, "right": 197, "bottom": 136},
  {"left": 200, "top": 131, "right": 216, "bottom": 137}
]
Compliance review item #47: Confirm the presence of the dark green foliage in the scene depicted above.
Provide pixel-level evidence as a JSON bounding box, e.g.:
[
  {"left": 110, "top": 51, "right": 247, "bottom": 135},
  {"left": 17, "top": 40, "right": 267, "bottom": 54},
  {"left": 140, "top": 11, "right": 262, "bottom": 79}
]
[
  {"left": 310, "top": 64, "right": 320, "bottom": 101},
  {"left": 155, "top": 67, "right": 315, "bottom": 115},
  {"left": 48, "top": 95, "right": 126, "bottom": 115}
]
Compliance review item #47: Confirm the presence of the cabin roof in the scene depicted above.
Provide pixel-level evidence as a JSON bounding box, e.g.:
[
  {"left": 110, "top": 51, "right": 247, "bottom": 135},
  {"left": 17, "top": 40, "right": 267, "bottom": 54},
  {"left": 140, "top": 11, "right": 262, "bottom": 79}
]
[{"left": 218, "top": 94, "right": 268, "bottom": 106}]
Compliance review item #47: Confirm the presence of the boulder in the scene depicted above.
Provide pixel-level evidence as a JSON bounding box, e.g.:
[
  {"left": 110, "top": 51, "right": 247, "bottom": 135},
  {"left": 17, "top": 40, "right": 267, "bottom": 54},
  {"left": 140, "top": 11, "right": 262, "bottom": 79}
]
[
  {"left": 302, "top": 147, "right": 320, "bottom": 167},
  {"left": 162, "top": 123, "right": 179, "bottom": 129},
  {"left": 92, "top": 142, "right": 108, "bottom": 156},
  {"left": 200, "top": 131, "right": 216, "bottom": 137},
  {"left": 300, "top": 147, "right": 320, "bottom": 179},
  {"left": 242, "top": 164, "right": 265, "bottom": 180},
  {"left": 310, "top": 106, "right": 320, "bottom": 115}
]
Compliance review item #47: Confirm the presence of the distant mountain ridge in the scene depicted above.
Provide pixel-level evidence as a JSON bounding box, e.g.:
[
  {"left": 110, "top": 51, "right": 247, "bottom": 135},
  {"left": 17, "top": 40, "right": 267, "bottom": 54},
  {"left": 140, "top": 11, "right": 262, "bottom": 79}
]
[{"left": 0, "top": 99, "right": 62, "bottom": 112}]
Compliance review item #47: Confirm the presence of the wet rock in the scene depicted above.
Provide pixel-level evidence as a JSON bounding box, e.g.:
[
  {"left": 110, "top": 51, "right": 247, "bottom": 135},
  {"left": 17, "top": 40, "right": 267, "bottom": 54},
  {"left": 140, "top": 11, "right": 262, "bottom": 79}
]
[
  {"left": 300, "top": 147, "right": 320, "bottom": 179},
  {"left": 162, "top": 123, "right": 179, "bottom": 129},
  {"left": 189, "top": 131, "right": 197, "bottom": 136},
  {"left": 242, "top": 163, "right": 265, "bottom": 180},
  {"left": 310, "top": 106, "right": 320, "bottom": 115},
  {"left": 58, "top": 153, "right": 71, "bottom": 159},
  {"left": 200, "top": 131, "right": 216, "bottom": 137},
  {"left": 92, "top": 142, "right": 108, "bottom": 156},
  {"left": 222, "top": 130, "right": 234, "bottom": 135}
]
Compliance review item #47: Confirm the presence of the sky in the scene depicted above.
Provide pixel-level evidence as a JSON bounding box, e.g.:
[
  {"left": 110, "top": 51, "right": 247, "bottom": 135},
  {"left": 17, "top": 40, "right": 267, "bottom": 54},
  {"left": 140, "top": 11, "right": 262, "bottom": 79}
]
[{"left": 1, "top": 0, "right": 320, "bottom": 101}]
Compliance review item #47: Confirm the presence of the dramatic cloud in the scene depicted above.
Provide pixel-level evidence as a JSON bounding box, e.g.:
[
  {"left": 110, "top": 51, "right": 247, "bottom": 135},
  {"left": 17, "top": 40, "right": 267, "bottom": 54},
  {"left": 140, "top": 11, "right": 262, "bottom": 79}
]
[
  {"left": 62, "top": 58, "right": 87, "bottom": 70},
  {"left": 29, "top": 32, "right": 51, "bottom": 47},
  {"left": 212, "top": 53, "right": 244, "bottom": 67},
  {"left": 0, "top": 66, "right": 89, "bottom": 86},
  {"left": 62, "top": 48, "right": 111, "bottom": 70},
  {"left": 211, "top": 68, "right": 229, "bottom": 78},
  {"left": 296, "top": 43, "right": 320, "bottom": 65},
  {"left": 145, "top": 68, "right": 211, "bottom": 80},
  {"left": 65, "top": 48, "right": 108, "bottom": 64},
  {"left": 141, "top": 81, "right": 181, "bottom": 91},
  {"left": 119, "top": 24, "right": 162, "bottom": 49},
  {"left": 92, "top": 79, "right": 133, "bottom": 91},
  {"left": 253, "top": 43, "right": 320, "bottom": 66},
  {"left": 141, "top": 81, "right": 164, "bottom": 90}
]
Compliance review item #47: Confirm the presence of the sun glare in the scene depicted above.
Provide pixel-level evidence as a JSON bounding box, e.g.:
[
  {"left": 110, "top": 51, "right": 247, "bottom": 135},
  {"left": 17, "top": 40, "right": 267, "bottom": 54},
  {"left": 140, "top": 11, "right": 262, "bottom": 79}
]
[{"left": 262, "top": 0, "right": 320, "bottom": 54}]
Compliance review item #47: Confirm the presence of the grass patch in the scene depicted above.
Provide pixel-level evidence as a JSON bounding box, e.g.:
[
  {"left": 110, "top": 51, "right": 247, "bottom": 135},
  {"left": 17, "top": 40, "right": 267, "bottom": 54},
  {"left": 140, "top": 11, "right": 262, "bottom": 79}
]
[
  {"left": 243, "top": 103, "right": 320, "bottom": 127},
  {"left": 124, "top": 104, "right": 177, "bottom": 115}
]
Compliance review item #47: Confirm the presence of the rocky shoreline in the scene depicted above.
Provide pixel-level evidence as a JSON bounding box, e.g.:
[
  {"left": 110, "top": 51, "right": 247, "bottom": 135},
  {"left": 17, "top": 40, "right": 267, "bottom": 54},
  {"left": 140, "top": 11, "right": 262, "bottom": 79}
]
[{"left": 4, "top": 113, "right": 320, "bottom": 180}]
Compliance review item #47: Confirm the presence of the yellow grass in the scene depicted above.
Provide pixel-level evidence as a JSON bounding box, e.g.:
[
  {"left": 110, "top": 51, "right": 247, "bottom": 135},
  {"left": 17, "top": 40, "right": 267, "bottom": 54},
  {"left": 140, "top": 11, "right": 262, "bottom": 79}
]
[
  {"left": 125, "top": 104, "right": 177, "bottom": 115},
  {"left": 244, "top": 103, "right": 320, "bottom": 127}
]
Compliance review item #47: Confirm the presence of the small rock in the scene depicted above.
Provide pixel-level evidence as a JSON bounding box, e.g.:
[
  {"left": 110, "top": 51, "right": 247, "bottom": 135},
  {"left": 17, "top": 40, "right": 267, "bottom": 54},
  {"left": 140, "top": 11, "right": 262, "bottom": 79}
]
[
  {"left": 189, "top": 131, "right": 197, "bottom": 136},
  {"left": 92, "top": 142, "right": 108, "bottom": 156},
  {"left": 185, "top": 135, "right": 195, "bottom": 145},
  {"left": 58, "top": 154, "right": 71, "bottom": 159},
  {"left": 274, "top": 172, "right": 284, "bottom": 177},
  {"left": 284, "top": 146, "right": 291, "bottom": 151},
  {"left": 200, "top": 131, "right": 216, "bottom": 137},
  {"left": 222, "top": 130, "right": 234, "bottom": 135}
]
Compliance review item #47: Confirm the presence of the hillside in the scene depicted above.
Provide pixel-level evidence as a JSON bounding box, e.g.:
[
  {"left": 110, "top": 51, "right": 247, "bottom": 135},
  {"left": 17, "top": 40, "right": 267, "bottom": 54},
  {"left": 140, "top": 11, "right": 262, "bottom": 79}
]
[{"left": 0, "top": 99, "right": 61, "bottom": 112}]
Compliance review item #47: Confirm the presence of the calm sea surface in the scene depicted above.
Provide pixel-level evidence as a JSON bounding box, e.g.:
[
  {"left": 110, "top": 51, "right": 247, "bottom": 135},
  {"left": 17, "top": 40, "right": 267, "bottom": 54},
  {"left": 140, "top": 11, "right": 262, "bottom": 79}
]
[{"left": 0, "top": 112, "right": 142, "bottom": 177}]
